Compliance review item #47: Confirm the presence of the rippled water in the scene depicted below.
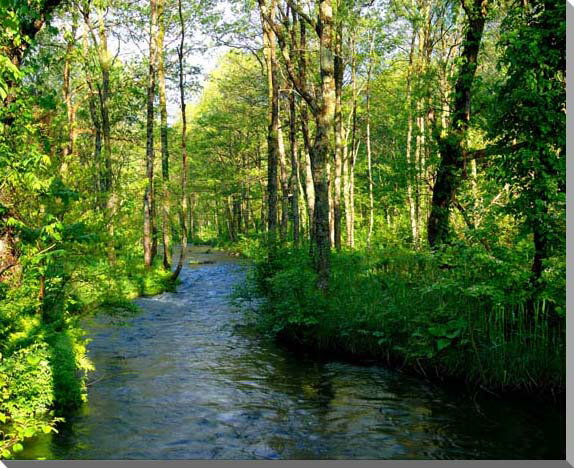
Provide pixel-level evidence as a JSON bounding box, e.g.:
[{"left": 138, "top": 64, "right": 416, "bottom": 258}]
[{"left": 19, "top": 246, "right": 565, "bottom": 459}]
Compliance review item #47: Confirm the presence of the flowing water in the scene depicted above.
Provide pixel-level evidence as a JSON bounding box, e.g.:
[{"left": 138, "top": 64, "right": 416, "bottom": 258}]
[{"left": 19, "top": 246, "right": 564, "bottom": 459}]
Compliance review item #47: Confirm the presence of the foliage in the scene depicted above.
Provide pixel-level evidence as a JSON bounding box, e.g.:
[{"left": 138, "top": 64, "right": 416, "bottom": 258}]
[{"left": 242, "top": 242, "right": 565, "bottom": 393}]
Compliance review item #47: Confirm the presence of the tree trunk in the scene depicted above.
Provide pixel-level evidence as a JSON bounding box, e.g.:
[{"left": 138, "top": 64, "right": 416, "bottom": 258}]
[
  {"left": 60, "top": 17, "right": 78, "bottom": 179},
  {"left": 428, "top": 0, "right": 487, "bottom": 248},
  {"left": 144, "top": 0, "right": 159, "bottom": 268},
  {"left": 289, "top": 88, "right": 300, "bottom": 246},
  {"left": 157, "top": 0, "right": 171, "bottom": 270},
  {"left": 172, "top": 0, "right": 189, "bottom": 281},
  {"left": 278, "top": 119, "right": 290, "bottom": 242},
  {"left": 297, "top": 20, "right": 315, "bottom": 241},
  {"left": 345, "top": 35, "right": 358, "bottom": 248},
  {"left": 311, "top": 0, "right": 335, "bottom": 292},
  {"left": 365, "top": 50, "right": 374, "bottom": 247},
  {"left": 405, "top": 34, "right": 418, "bottom": 248},
  {"left": 333, "top": 21, "right": 343, "bottom": 251},
  {"left": 258, "top": 0, "right": 280, "bottom": 255}
]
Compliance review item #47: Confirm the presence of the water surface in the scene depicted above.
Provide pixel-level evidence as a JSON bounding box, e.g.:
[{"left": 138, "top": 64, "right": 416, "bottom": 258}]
[{"left": 19, "top": 246, "right": 565, "bottom": 459}]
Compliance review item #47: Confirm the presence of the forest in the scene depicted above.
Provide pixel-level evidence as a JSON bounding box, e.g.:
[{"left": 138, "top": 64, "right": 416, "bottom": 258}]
[{"left": 0, "top": 0, "right": 566, "bottom": 459}]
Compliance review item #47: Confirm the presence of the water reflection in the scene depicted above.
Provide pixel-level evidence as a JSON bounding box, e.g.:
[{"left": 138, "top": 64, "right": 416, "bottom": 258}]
[{"left": 18, "top": 246, "right": 565, "bottom": 460}]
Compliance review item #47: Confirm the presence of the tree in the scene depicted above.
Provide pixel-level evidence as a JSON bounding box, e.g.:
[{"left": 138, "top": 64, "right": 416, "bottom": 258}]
[
  {"left": 143, "top": 0, "right": 159, "bottom": 268},
  {"left": 427, "top": 0, "right": 488, "bottom": 248},
  {"left": 490, "top": 0, "right": 565, "bottom": 288}
]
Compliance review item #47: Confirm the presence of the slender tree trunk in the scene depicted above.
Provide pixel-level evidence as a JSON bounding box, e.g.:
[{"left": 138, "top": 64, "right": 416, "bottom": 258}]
[
  {"left": 96, "top": 8, "right": 112, "bottom": 196},
  {"left": 289, "top": 88, "right": 300, "bottom": 246},
  {"left": 343, "top": 143, "right": 351, "bottom": 247},
  {"left": 344, "top": 46, "right": 359, "bottom": 248},
  {"left": 82, "top": 5, "right": 116, "bottom": 262},
  {"left": 345, "top": 35, "right": 358, "bottom": 248},
  {"left": 278, "top": 119, "right": 290, "bottom": 242},
  {"left": 172, "top": 0, "right": 189, "bottom": 281},
  {"left": 333, "top": 21, "right": 343, "bottom": 251},
  {"left": 349, "top": 141, "right": 358, "bottom": 247},
  {"left": 365, "top": 50, "right": 374, "bottom": 247},
  {"left": 157, "top": 0, "right": 171, "bottom": 270},
  {"left": 328, "top": 158, "right": 334, "bottom": 246},
  {"left": 405, "top": 34, "right": 418, "bottom": 248},
  {"left": 296, "top": 18, "right": 315, "bottom": 242},
  {"left": 303, "top": 147, "right": 315, "bottom": 238},
  {"left": 189, "top": 192, "right": 194, "bottom": 240},
  {"left": 96, "top": 8, "right": 116, "bottom": 265},
  {"left": 144, "top": 0, "right": 159, "bottom": 268},
  {"left": 60, "top": 17, "right": 78, "bottom": 179}
]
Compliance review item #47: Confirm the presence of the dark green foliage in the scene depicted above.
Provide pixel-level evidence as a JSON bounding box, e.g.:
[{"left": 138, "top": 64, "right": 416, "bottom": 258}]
[
  {"left": 488, "top": 0, "right": 565, "bottom": 284},
  {"left": 244, "top": 244, "right": 564, "bottom": 394}
]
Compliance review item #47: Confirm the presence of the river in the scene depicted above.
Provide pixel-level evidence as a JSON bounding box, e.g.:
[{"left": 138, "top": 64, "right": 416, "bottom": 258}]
[{"left": 18, "top": 246, "right": 565, "bottom": 459}]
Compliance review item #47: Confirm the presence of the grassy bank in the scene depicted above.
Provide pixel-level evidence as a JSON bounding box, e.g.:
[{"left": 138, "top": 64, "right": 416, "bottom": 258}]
[
  {"left": 0, "top": 255, "right": 175, "bottom": 458},
  {"left": 236, "top": 239, "right": 565, "bottom": 399}
]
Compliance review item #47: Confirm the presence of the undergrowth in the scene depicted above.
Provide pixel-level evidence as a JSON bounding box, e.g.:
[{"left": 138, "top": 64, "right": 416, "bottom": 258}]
[{"left": 239, "top": 241, "right": 565, "bottom": 397}]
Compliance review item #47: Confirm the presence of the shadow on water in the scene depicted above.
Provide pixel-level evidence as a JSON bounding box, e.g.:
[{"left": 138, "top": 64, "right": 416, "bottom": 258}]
[{"left": 18, "top": 245, "right": 565, "bottom": 460}]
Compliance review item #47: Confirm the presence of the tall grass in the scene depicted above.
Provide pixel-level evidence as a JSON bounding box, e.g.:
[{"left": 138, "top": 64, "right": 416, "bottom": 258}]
[{"left": 244, "top": 243, "right": 565, "bottom": 395}]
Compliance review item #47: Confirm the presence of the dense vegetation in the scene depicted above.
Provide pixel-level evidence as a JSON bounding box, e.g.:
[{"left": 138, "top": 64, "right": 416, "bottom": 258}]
[{"left": 0, "top": 0, "right": 565, "bottom": 458}]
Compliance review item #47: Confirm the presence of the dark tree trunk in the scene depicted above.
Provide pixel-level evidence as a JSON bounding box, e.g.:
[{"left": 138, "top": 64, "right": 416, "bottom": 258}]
[
  {"left": 157, "top": 0, "right": 171, "bottom": 270},
  {"left": 172, "top": 0, "right": 189, "bottom": 281},
  {"left": 144, "top": 0, "right": 158, "bottom": 268},
  {"left": 258, "top": 0, "right": 280, "bottom": 256},
  {"left": 289, "top": 87, "right": 300, "bottom": 246},
  {"left": 428, "top": 0, "right": 487, "bottom": 247}
]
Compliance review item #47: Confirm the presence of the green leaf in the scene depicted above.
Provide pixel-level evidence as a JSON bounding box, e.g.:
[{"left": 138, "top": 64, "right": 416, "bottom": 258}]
[
  {"left": 437, "top": 339, "right": 451, "bottom": 351},
  {"left": 445, "top": 329, "right": 461, "bottom": 339},
  {"left": 26, "top": 355, "right": 41, "bottom": 366},
  {"left": 428, "top": 325, "right": 446, "bottom": 337},
  {"left": 12, "top": 443, "right": 24, "bottom": 453}
]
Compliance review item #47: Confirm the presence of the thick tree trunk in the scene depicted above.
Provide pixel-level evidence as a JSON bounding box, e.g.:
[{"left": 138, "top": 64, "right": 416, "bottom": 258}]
[
  {"left": 428, "top": 0, "right": 487, "bottom": 248},
  {"left": 258, "top": 0, "right": 280, "bottom": 255},
  {"left": 311, "top": 0, "right": 335, "bottom": 292}
]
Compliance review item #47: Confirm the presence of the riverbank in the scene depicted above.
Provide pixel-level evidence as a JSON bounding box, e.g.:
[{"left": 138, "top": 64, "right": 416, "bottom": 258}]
[
  {"left": 231, "top": 240, "right": 565, "bottom": 402},
  {"left": 0, "top": 255, "right": 175, "bottom": 458}
]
